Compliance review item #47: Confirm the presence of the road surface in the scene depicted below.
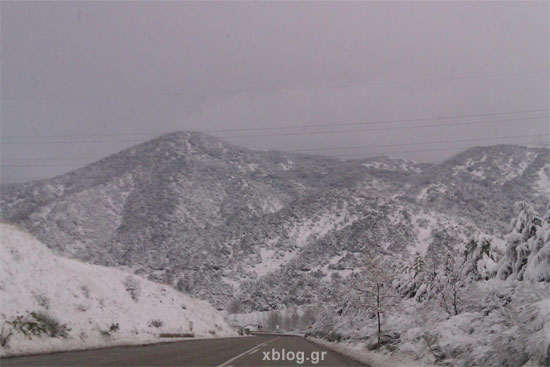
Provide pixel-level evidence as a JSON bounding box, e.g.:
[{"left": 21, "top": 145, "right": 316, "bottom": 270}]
[{"left": 1, "top": 335, "right": 364, "bottom": 366}]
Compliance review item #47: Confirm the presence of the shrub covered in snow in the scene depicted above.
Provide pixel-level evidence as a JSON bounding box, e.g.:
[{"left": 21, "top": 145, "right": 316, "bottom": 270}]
[
  {"left": 309, "top": 203, "right": 550, "bottom": 366},
  {"left": 496, "top": 202, "right": 550, "bottom": 281}
]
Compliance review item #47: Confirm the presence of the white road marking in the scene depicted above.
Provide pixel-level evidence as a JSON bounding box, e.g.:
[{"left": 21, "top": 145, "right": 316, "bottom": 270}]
[
  {"left": 248, "top": 349, "right": 259, "bottom": 355},
  {"left": 217, "top": 337, "right": 280, "bottom": 367}
]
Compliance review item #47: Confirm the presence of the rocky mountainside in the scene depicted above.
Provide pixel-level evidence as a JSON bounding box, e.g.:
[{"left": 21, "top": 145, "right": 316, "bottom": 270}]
[{"left": 1, "top": 131, "right": 548, "bottom": 309}]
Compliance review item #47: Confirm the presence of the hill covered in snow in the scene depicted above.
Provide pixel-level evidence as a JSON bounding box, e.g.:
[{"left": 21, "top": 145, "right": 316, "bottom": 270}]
[
  {"left": 0, "top": 223, "right": 235, "bottom": 357},
  {"left": 1, "top": 131, "right": 548, "bottom": 310}
]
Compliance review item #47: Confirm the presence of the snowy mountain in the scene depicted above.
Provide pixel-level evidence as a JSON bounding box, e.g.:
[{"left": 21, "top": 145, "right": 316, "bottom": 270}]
[
  {"left": 0, "top": 223, "right": 235, "bottom": 357},
  {"left": 1, "top": 132, "right": 548, "bottom": 309}
]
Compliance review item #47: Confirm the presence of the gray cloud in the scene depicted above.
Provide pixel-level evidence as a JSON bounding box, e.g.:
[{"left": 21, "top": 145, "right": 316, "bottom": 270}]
[{"left": 1, "top": 1, "right": 548, "bottom": 183}]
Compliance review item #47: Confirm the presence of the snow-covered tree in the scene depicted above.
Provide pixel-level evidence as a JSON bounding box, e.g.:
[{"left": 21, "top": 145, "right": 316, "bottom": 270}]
[
  {"left": 496, "top": 202, "right": 550, "bottom": 281},
  {"left": 434, "top": 254, "right": 469, "bottom": 316},
  {"left": 349, "top": 255, "right": 399, "bottom": 349},
  {"left": 393, "top": 252, "right": 435, "bottom": 302},
  {"left": 463, "top": 233, "right": 501, "bottom": 280}
]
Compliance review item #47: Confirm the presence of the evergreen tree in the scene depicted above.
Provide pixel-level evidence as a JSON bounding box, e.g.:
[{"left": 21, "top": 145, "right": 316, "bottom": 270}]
[{"left": 496, "top": 202, "right": 550, "bottom": 281}]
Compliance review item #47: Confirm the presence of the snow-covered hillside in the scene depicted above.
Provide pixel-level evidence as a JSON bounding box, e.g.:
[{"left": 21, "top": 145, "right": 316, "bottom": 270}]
[
  {"left": 305, "top": 203, "right": 550, "bottom": 367},
  {"left": 1, "top": 132, "right": 548, "bottom": 310},
  {"left": 0, "top": 223, "right": 236, "bottom": 357}
]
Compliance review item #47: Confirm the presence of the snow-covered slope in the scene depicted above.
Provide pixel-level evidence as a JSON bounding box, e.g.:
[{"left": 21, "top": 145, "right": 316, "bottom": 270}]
[
  {"left": 0, "top": 223, "right": 236, "bottom": 357},
  {"left": 1, "top": 132, "right": 548, "bottom": 310},
  {"left": 415, "top": 145, "right": 550, "bottom": 231}
]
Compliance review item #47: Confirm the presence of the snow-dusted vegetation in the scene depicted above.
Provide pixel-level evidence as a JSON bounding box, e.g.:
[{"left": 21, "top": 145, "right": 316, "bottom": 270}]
[
  {"left": 0, "top": 224, "right": 236, "bottom": 357},
  {"left": 2, "top": 134, "right": 548, "bottom": 310},
  {"left": 305, "top": 203, "right": 550, "bottom": 366},
  {"left": 1, "top": 132, "right": 549, "bottom": 364}
]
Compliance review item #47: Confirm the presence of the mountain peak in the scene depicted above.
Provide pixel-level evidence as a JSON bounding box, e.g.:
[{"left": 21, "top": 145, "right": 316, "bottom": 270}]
[{"left": 1, "top": 135, "right": 549, "bottom": 310}]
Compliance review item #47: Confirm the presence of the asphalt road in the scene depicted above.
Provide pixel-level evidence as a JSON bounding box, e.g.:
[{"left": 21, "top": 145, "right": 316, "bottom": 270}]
[{"left": 1, "top": 335, "right": 365, "bottom": 366}]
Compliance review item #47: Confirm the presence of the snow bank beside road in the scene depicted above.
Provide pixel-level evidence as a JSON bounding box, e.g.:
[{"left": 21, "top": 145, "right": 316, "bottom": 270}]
[
  {"left": 0, "top": 223, "right": 236, "bottom": 357},
  {"left": 307, "top": 337, "right": 436, "bottom": 367},
  {"left": 309, "top": 280, "right": 550, "bottom": 367}
]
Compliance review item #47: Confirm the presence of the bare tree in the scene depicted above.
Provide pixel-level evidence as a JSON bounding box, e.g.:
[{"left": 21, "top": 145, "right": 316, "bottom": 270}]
[
  {"left": 434, "top": 254, "right": 468, "bottom": 317},
  {"left": 350, "top": 255, "right": 399, "bottom": 349}
]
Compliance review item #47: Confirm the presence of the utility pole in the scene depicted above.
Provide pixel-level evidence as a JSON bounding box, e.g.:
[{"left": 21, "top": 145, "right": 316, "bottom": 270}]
[{"left": 376, "top": 283, "right": 381, "bottom": 350}]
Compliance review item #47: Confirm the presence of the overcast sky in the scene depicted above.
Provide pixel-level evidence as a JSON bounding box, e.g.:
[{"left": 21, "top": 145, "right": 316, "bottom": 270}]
[{"left": 1, "top": 1, "right": 549, "bottom": 184}]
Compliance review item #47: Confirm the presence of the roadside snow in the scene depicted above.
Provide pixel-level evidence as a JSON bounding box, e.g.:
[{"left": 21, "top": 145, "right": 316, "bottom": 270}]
[
  {"left": 319, "top": 279, "right": 550, "bottom": 367},
  {"left": 0, "top": 224, "right": 236, "bottom": 357},
  {"left": 308, "top": 337, "right": 436, "bottom": 367}
]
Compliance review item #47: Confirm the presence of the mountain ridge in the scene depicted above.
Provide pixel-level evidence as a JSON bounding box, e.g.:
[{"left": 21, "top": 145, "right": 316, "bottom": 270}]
[{"left": 1, "top": 131, "right": 548, "bottom": 309}]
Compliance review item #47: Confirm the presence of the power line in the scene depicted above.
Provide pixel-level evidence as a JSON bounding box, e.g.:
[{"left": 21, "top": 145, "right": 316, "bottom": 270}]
[
  {"left": 292, "top": 133, "right": 550, "bottom": 153},
  {"left": 338, "top": 142, "right": 550, "bottom": 158},
  {"left": 1, "top": 132, "right": 548, "bottom": 165},
  {"left": 3, "top": 139, "right": 547, "bottom": 183},
  {"left": 208, "top": 109, "right": 550, "bottom": 133},
  {"left": 1, "top": 115, "right": 547, "bottom": 145},
  {"left": 221, "top": 116, "right": 549, "bottom": 139},
  {"left": 2, "top": 133, "right": 547, "bottom": 169},
  {"left": 2, "top": 108, "right": 548, "bottom": 140}
]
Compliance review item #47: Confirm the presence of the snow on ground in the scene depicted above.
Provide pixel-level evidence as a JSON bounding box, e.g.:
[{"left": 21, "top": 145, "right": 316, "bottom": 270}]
[
  {"left": 279, "top": 160, "right": 295, "bottom": 171},
  {"left": 450, "top": 157, "right": 489, "bottom": 180},
  {"left": 416, "top": 184, "right": 448, "bottom": 201},
  {"left": 321, "top": 279, "right": 550, "bottom": 367},
  {"left": 0, "top": 224, "right": 236, "bottom": 357},
  {"left": 250, "top": 248, "right": 294, "bottom": 277},
  {"left": 409, "top": 213, "right": 436, "bottom": 256},
  {"left": 221, "top": 276, "right": 241, "bottom": 290},
  {"left": 362, "top": 161, "right": 393, "bottom": 170},
  {"left": 311, "top": 253, "right": 355, "bottom": 281},
  {"left": 470, "top": 167, "right": 486, "bottom": 179},
  {"left": 407, "top": 211, "right": 472, "bottom": 256},
  {"left": 362, "top": 157, "right": 422, "bottom": 173},
  {"left": 247, "top": 163, "right": 259, "bottom": 172},
  {"left": 536, "top": 164, "right": 550, "bottom": 198},
  {"left": 259, "top": 196, "right": 284, "bottom": 214},
  {"left": 417, "top": 187, "right": 430, "bottom": 201},
  {"left": 308, "top": 337, "right": 437, "bottom": 367},
  {"left": 451, "top": 152, "right": 538, "bottom": 183},
  {"left": 288, "top": 211, "right": 356, "bottom": 248},
  {"left": 502, "top": 156, "right": 530, "bottom": 181},
  {"left": 248, "top": 208, "right": 357, "bottom": 277},
  {"left": 226, "top": 307, "right": 307, "bottom": 330}
]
